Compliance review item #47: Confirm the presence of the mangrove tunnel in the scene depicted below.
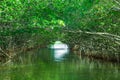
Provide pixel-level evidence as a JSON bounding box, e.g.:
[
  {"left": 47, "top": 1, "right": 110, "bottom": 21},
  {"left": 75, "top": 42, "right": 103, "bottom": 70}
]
[{"left": 0, "top": 0, "right": 120, "bottom": 80}]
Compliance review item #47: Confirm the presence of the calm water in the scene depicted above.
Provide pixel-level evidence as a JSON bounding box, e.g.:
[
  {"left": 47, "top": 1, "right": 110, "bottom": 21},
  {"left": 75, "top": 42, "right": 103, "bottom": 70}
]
[{"left": 0, "top": 48, "right": 120, "bottom": 80}]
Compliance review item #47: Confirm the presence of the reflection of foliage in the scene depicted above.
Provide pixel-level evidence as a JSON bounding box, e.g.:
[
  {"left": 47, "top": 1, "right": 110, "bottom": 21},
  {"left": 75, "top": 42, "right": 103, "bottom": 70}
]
[
  {"left": 0, "top": 50, "right": 120, "bottom": 80},
  {"left": 0, "top": 0, "right": 120, "bottom": 62}
]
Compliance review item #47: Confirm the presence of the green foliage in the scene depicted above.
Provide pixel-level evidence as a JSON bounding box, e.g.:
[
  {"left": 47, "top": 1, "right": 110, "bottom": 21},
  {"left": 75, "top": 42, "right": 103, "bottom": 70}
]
[
  {"left": 1, "top": 0, "right": 119, "bottom": 33},
  {"left": 0, "top": 0, "right": 120, "bottom": 50},
  {"left": 0, "top": 0, "right": 65, "bottom": 28}
]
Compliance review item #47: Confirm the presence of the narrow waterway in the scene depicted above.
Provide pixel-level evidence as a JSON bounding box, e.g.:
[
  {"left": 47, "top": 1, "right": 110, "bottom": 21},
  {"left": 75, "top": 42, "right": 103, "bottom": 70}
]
[{"left": 0, "top": 48, "right": 120, "bottom": 80}]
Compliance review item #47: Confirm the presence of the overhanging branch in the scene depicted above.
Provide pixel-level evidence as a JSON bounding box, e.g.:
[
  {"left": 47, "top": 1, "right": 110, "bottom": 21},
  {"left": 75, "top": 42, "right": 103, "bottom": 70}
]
[
  {"left": 114, "top": 0, "right": 120, "bottom": 6},
  {"left": 64, "top": 30, "right": 120, "bottom": 45}
]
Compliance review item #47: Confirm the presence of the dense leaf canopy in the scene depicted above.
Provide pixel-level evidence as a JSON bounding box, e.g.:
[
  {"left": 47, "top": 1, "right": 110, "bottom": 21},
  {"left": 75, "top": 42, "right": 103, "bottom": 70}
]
[
  {"left": 0, "top": 0, "right": 120, "bottom": 63},
  {"left": 0, "top": 0, "right": 119, "bottom": 33}
]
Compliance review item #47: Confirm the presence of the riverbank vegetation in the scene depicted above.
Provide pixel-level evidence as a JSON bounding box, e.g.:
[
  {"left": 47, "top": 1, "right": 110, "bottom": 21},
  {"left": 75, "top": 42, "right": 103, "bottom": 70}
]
[{"left": 0, "top": 0, "right": 120, "bottom": 63}]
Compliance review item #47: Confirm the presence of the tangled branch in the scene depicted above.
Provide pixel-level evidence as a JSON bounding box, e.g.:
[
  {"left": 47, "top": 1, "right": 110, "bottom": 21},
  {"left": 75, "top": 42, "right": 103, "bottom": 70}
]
[{"left": 64, "top": 30, "right": 120, "bottom": 45}]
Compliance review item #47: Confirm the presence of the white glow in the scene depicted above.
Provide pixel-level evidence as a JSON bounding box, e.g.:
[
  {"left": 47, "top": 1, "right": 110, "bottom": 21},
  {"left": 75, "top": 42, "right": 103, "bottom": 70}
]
[
  {"left": 51, "top": 41, "right": 68, "bottom": 49},
  {"left": 50, "top": 41, "right": 69, "bottom": 61},
  {"left": 54, "top": 49, "right": 69, "bottom": 61}
]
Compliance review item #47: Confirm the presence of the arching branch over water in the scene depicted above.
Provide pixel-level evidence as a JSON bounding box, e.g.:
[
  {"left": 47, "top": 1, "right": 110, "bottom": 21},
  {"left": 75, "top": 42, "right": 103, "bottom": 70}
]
[{"left": 64, "top": 30, "right": 120, "bottom": 45}]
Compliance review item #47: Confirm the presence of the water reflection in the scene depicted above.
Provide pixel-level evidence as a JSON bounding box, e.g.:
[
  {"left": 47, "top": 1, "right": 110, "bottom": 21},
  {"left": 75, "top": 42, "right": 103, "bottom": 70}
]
[
  {"left": 0, "top": 48, "right": 120, "bottom": 80},
  {"left": 50, "top": 41, "right": 69, "bottom": 61},
  {"left": 54, "top": 49, "right": 69, "bottom": 61}
]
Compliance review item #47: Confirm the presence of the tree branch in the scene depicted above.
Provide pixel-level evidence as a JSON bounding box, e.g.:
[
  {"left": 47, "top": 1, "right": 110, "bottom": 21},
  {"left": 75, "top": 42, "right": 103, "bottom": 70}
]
[
  {"left": 112, "top": 0, "right": 120, "bottom": 11},
  {"left": 64, "top": 30, "right": 120, "bottom": 45},
  {"left": 0, "top": 47, "right": 10, "bottom": 58},
  {"left": 114, "top": 0, "right": 120, "bottom": 6}
]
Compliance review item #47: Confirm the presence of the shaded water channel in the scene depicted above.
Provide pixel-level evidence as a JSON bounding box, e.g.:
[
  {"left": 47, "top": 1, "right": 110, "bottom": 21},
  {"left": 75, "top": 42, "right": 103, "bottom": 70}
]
[{"left": 0, "top": 48, "right": 120, "bottom": 80}]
